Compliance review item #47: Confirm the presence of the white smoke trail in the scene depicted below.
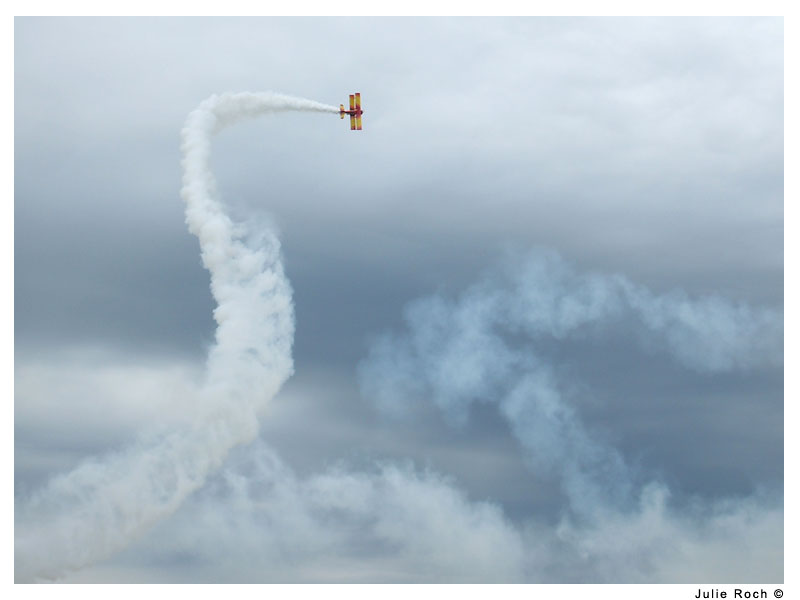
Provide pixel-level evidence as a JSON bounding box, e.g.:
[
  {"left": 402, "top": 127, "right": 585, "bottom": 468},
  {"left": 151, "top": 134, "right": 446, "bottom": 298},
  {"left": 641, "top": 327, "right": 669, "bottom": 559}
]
[{"left": 15, "top": 92, "right": 338, "bottom": 582}]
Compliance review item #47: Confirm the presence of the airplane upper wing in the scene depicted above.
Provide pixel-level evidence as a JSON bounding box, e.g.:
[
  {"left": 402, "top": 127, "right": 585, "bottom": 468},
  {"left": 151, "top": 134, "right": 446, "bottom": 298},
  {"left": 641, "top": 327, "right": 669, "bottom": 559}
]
[
  {"left": 344, "top": 92, "right": 363, "bottom": 131},
  {"left": 354, "top": 93, "right": 362, "bottom": 130}
]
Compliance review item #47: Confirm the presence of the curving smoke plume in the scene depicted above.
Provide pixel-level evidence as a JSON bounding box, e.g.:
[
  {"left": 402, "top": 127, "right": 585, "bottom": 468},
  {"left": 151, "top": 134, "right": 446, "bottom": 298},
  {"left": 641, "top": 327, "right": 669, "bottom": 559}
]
[
  {"left": 358, "top": 247, "right": 783, "bottom": 570},
  {"left": 14, "top": 92, "right": 338, "bottom": 582}
]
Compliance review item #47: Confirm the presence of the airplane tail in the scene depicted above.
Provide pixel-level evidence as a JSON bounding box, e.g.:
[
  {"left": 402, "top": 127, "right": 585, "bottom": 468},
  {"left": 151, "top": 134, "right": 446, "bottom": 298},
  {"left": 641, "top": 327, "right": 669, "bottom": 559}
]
[{"left": 340, "top": 104, "right": 345, "bottom": 119}]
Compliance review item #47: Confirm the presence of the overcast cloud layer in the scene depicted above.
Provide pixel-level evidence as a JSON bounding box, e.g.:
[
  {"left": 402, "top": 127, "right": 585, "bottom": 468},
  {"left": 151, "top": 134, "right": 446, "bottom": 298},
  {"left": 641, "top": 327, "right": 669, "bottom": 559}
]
[{"left": 14, "top": 17, "right": 783, "bottom": 582}]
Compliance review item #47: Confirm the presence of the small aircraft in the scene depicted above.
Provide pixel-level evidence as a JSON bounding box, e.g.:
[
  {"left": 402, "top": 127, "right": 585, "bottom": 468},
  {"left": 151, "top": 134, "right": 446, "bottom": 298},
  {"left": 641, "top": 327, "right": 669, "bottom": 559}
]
[{"left": 340, "top": 93, "right": 363, "bottom": 130}]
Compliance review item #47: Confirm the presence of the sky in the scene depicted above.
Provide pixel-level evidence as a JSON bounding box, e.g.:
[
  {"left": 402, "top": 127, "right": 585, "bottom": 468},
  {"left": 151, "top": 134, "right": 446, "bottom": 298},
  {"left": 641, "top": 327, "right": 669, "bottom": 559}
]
[{"left": 13, "top": 16, "right": 784, "bottom": 583}]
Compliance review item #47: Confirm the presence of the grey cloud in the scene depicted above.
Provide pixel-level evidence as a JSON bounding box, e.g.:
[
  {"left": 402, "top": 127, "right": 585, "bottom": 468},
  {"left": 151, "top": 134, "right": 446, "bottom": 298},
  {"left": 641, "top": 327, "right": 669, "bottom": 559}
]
[{"left": 15, "top": 16, "right": 782, "bottom": 583}]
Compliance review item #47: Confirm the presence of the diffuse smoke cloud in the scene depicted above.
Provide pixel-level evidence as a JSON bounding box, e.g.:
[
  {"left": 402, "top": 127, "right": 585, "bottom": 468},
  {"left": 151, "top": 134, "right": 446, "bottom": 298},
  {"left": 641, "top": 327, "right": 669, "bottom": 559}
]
[
  {"left": 14, "top": 92, "right": 338, "bottom": 582},
  {"left": 129, "top": 440, "right": 528, "bottom": 583},
  {"left": 357, "top": 247, "right": 783, "bottom": 580},
  {"left": 103, "top": 432, "right": 781, "bottom": 582}
]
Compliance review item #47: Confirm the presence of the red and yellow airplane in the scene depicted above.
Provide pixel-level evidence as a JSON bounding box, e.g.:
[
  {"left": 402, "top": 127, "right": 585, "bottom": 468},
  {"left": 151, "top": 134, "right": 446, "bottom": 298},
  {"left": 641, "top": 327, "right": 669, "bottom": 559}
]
[{"left": 340, "top": 93, "right": 363, "bottom": 130}]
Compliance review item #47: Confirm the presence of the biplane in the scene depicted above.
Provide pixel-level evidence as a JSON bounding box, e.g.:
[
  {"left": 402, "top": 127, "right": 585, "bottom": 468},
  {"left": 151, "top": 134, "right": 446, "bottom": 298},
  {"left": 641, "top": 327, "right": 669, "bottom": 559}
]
[{"left": 340, "top": 93, "right": 363, "bottom": 130}]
